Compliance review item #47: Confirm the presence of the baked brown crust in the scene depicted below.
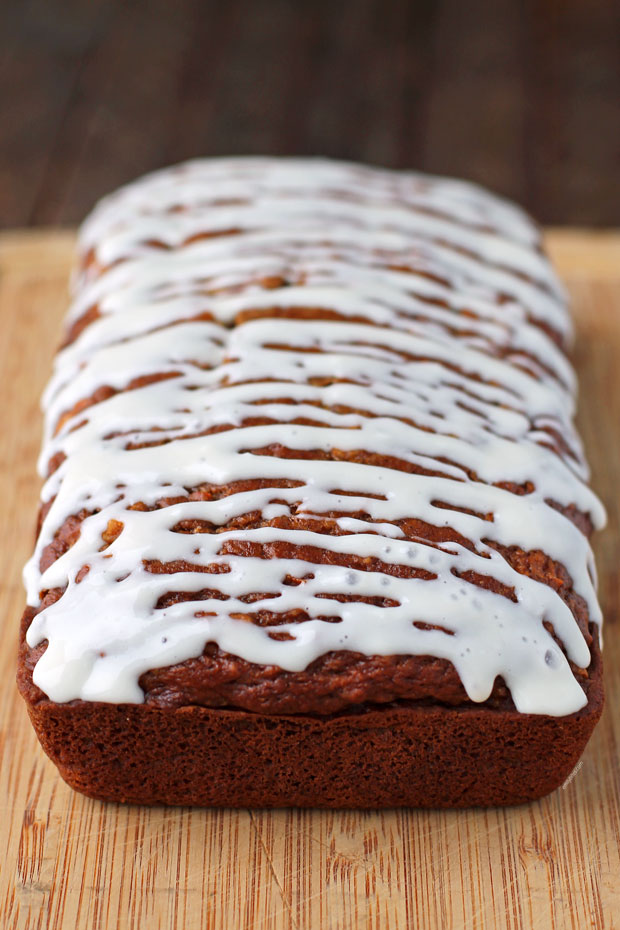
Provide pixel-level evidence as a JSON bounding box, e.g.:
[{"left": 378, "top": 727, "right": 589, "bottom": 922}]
[{"left": 19, "top": 632, "right": 603, "bottom": 808}]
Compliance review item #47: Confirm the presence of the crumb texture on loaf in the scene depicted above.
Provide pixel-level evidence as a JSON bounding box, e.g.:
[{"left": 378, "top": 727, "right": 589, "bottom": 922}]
[{"left": 22, "top": 158, "right": 605, "bottom": 716}]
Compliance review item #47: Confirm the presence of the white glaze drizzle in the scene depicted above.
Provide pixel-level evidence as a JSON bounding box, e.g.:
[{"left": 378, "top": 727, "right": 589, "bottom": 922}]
[{"left": 24, "top": 157, "right": 605, "bottom": 715}]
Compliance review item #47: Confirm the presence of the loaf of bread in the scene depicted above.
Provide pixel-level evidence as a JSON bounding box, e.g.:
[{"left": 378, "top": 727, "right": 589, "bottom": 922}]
[{"left": 18, "top": 158, "right": 605, "bottom": 807}]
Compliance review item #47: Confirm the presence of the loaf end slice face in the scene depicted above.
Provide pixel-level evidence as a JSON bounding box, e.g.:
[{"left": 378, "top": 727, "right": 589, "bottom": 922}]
[{"left": 18, "top": 158, "right": 605, "bottom": 806}]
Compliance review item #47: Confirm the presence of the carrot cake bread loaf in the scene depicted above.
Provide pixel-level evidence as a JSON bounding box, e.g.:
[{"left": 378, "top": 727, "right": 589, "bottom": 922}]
[{"left": 17, "top": 157, "right": 605, "bottom": 807}]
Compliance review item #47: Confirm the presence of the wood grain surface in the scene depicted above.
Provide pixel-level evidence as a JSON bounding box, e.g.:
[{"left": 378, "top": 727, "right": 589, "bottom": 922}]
[{"left": 0, "top": 229, "right": 618, "bottom": 929}]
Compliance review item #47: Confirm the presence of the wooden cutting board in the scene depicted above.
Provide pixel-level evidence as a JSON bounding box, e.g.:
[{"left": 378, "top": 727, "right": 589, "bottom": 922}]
[{"left": 1, "top": 230, "right": 618, "bottom": 930}]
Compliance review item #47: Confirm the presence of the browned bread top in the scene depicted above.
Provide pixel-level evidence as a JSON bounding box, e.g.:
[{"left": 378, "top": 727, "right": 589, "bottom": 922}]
[{"left": 21, "top": 158, "right": 605, "bottom": 718}]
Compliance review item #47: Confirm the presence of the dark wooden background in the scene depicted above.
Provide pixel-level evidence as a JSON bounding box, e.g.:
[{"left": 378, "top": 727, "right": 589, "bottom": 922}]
[{"left": 2, "top": 0, "right": 619, "bottom": 228}]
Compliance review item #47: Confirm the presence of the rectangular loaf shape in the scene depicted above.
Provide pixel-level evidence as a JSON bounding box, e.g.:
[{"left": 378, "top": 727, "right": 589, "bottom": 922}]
[{"left": 18, "top": 158, "right": 605, "bottom": 807}]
